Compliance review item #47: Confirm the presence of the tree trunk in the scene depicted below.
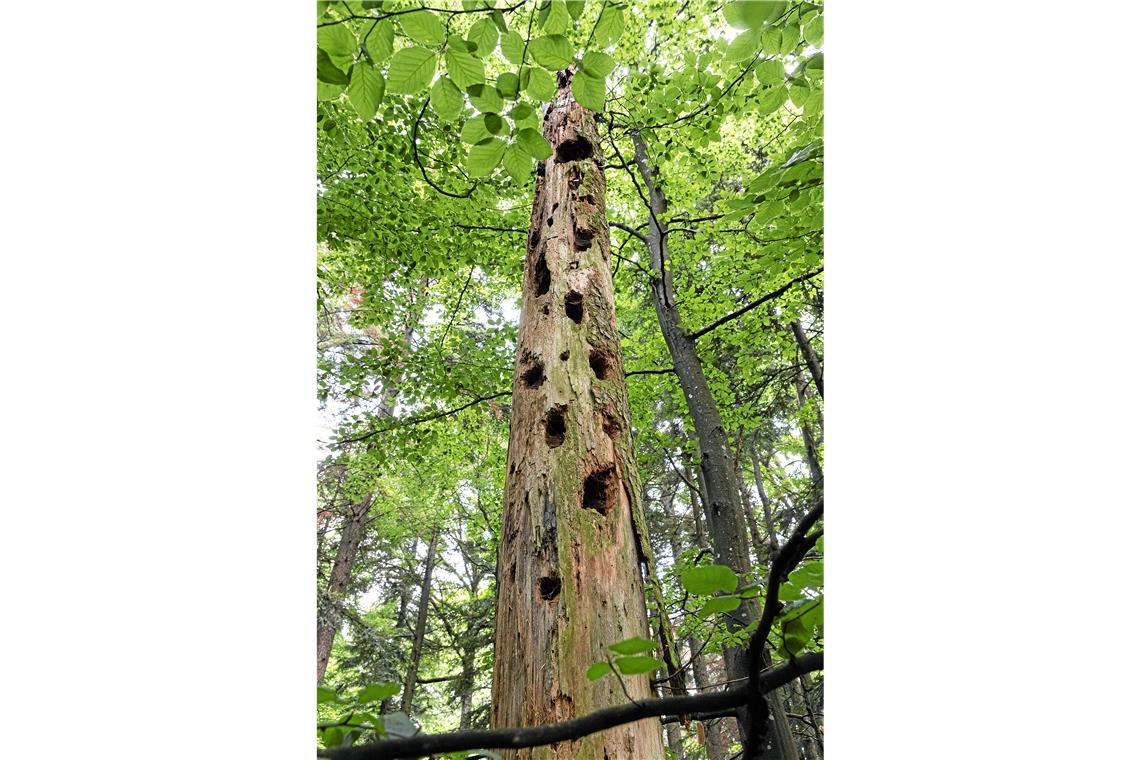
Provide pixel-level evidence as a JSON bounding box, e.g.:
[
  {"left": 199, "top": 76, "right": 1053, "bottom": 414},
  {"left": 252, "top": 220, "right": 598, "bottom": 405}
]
[
  {"left": 793, "top": 377, "right": 823, "bottom": 491},
  {"left": 790, "top": 320, "right": 822, "bottom": 400},
  {"left": 400, "top": 529, "right": 439, "bottom": 715},
  {"left": 489, "top": 70, "right": 664, "bottom": 760},
  {"left": 317, "top": 492, "right": 372, "bottom": 685},
  {"left": 734, "top": 430, "right": 768, "bottom": 565},
  {"left": 630, "top": 131, "right": 760, "bottom": 738}
]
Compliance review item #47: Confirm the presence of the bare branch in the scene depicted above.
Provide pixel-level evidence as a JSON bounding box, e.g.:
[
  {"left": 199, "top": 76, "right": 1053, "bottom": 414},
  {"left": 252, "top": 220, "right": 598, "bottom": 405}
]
[{"left": 688, "top": 268, "right": 823, "bottom": 340}]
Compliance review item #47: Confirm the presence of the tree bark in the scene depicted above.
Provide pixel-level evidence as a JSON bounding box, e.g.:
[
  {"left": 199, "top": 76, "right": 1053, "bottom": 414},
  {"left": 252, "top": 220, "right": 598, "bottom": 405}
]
[
  {"left": 489, "top": 70, "right": 664, "bottom": 760},
  {"left": 400, "top": 529, "right": 439, "bottom": 715},
  {"left": 790, "top": 320, "right": 822, "bottom": 400},
  {"left": 793, "top": 377, "right": 823, "bottom": 491},
  {"left": 629, "top": 130, "right": 760, "bottom": 738},
  {"left": 317, "top": 492, "right": 372, "bottom": 685}
]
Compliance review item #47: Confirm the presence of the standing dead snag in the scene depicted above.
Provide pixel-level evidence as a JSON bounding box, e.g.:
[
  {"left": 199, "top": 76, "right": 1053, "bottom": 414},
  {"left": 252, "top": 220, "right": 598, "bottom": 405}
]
[{"left": 490, "top": 70, "right": 666, "bottom": 760}]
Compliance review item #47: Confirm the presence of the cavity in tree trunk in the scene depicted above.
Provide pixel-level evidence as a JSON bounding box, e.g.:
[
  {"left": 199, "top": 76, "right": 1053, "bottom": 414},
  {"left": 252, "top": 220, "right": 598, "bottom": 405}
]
[
  {"left": 400, "top": 529, "right": 439, "bottom": 714},
  {"left": 489, "top": 70, "right": 665, "bottom": 760}
]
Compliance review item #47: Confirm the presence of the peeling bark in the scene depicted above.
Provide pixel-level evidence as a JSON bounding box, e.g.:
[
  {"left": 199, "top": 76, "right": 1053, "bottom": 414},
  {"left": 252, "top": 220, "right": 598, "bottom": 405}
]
[{"left": 489, "top": 70, "right": 664, "bottom": 760}]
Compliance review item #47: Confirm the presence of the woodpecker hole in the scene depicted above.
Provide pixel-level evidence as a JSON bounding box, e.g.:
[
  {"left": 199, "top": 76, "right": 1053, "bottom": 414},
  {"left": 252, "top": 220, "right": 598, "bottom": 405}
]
[
  {"left": 544, "top": 406, "right": 567, "bottom": 448},
  {"left": 589, "top": 348, "right": 612, "bottom": 380},
  {"left": 560, "top": 350, "right": 570, "bottom": 360},
  {"left": 529, "top": 228, "right": 540, "bottom": 251},
  {"left": 547, "top": 216, "right": 554, "bottom": 227},
  {"left": 564, "top": 291, "right": 584, "bottom": 324},
  {"left": 582, "top": 465, "right": 616, "bottom": 515},
  {"left": 538, "top": 576, "right": 561, "bottom": 601},
  {"left": 574, "top": 229, "right": 595, "bottom": 251},
  {"left": 522, "top": 360, "right": 546, "bottom": 388},
  {"left": 534, "top": 249, "right": 551, "bottom": 296},
  {"left": 536, "top": 161, "right": 546, "bottom": 177},
  {"left": 556, "top": 135, "right": 594, "bottom": 163},
  {"left": 600, "top": 407, "right": 621, "bottom": 439}
]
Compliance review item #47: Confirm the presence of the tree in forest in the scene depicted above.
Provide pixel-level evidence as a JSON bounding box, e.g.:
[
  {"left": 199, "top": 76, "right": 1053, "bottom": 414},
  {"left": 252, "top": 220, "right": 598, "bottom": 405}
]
[
  {"left": 314, "top": 1, "right": 825, "bottom": 758},
  {"left": 489, "top": 67, "right": 664, "bottom": 758}
]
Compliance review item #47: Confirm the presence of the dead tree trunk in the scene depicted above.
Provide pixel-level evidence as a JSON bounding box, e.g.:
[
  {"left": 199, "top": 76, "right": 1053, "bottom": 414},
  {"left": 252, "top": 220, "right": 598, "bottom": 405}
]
[
  {"left": 317, "top": 491, "right": 372, "bottom": 685},
  {"left": 400, "top": 529, "right": 439, "bottom": 715},
  {"left": 489, "top": 70, "right": 665, "bottom": 760}
]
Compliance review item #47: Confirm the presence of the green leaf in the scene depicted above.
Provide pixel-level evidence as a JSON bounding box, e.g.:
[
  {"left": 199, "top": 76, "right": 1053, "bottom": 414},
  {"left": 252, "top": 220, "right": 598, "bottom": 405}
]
[
  {"left": 382, "top": 712, "right": 418, "bottom": 739},
  {"left": 529, "top": 35, "right": 574, "bottom": 70},
  {"left": 509, "top": 102, "right": 535, "bottom": 121},
  {"left": 429, "top": 76, "right": 464, "bottom": 120},
  {"left": 318, "top": 24, "right": 356, "bottom": 57},
  {"left": 524, "top": 67, "right": 556, "bottom": 100},
  {"left": 399, "top": 10, "right": 445, "bottom": 45},
  {"left": 543, "top": 0, "right": 570, "bottom": 35},
  {"left": 724, "top": 0, "right": 785, "bottom": 30},
  {"left": 778, "top": 583, "right": 804, "bottom": 602},
  {"left": 804, "top": 15, "right": 824, "bottom": 47},
  {"left": 566, "top": 0, "right": 585, "bottom": 20},
  {"left": 466, "top": 137, "right": 507, "bottom": 177},
  {"left": 363, "top": 20, "right": 395, "bottom": 64},
  {"left": 446, "top": 48, "right": 485, "bottom": 90},
  {"left": 468, "top": 83, "right": 503, "bottom": 113},
  {"left": 755, "top": 59, "right": 786, "bottom": 85},
  {"left": 803, "top": 52, "right": 823, "bottom": 79},
  {"left": 586, "top": 661, "right": 612, "bottom": 681},
  {"left": 571, "top": 73, "right": 604, "bottom": 111},
  {"left": 496, "top": 72, "right": 520, "bottom": 99},
  {"left": 781, "top": 26, "right": 800, "bottom": 55},
  {"left": 608, "top": 636, "right": 658, "bottom": 655},
  {"left": 502, "top": 142, "right": 532, "bottom": 183},
  {"left": 317, "top": 48, "right": 350, "bottom": 85},
  {"left": 356, "top": 683, "right": 400, "bottom": 703},
  {"left": 501, "top": 30, "right": 525, "bottom": 65},
  {"left": 317, "top": 686, "right": 344, "bottom": 704},
  {"left": 580, "top": 51, "right": 615, "bottom": 78},
  {"left": 484, "top": 112, "right": 507, "bottom": 135},
  {"left": 696, "top": 595, "right": 742, "bottom": 618},
  {"left": 726, "top": 29, "right": 760, "bottom": 62},
  {"left": 594, "top": 5, "right": 625, "bottom": 46},
  {"left": 516, "top": 127, "right": 552, "bottom": 160},
  {"left": 318, "top": 80, "right": 345, "bottom": 100},
  {"left": 756, "top": 83, "right": 787, "bottom": 115},
  {"left": 679, "top": 564, "right": 739, "bottom": 596},
  {"left": 761, "top": 26, "right": 782, "bottom": 54},
  {"left": 387, "top": 47, "right": 437, "bottom": 93},
  {"left": 347, "top": 63, "right": 385, "bottom": 119},
  {"left": 788, "top": 559, "right": 823, "bottom": 588},
  {"left": 460, "top": 116, "right": 492, "bottom": 144},
  {"left": 467, "top": 18, "right": 499, "bottom": 57},
  {"left": 613, "top": 655, "right": 665, "bottom": 676}
]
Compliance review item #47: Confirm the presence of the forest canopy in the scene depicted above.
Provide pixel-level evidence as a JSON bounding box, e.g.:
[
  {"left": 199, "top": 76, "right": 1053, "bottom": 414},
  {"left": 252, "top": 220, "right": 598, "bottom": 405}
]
[{"left": 316, "top": 2, "right": 823, "bottom": 758}]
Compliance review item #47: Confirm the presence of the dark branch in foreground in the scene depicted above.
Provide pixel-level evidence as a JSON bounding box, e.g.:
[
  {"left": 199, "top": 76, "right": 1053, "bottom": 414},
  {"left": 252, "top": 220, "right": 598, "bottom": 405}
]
[
  {"left": 688, "top": 268, "right": 824, "bottom": 340},
  {"left": 333, "top": 391, "right": 511, "bottom": 446},
  {"left": 319, "top": 654, "right": 822, "bottom": 760}
]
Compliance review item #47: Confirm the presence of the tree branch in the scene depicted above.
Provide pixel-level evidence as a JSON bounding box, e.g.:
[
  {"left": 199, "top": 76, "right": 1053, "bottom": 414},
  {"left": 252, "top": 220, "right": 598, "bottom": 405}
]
[
  {"left": 688, "top": 268, "right": 823, "bottom": 340},
  {"left": 333, "top": 391, "right": 511, "bottom": 446},
  {"left": 319, "top": 654, "right": 822, "bottom": 760},
  {"left": 610, "top": 221, "right": 648, "bottom": 244}
]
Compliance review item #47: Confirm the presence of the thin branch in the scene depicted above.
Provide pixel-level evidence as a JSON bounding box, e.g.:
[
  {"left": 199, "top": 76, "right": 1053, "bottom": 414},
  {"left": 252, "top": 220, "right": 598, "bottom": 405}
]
[
  {"left": 333, "top": 391, "right": 511, "bottom": 446},
  {"left": 624, "top": 367, "right": 675, "bottom": 378},
  {"left": 688, "top": 268, "right": 823, "bottom": 340},
  {"left": 319, "top": 654, "right": 822, "bottom": 760},
  {"left": 610, "top": 221, "right": 648, "bottom": 244},
  {"left": 412, "top": 99, "right": 476, "bottom": 199},
  {"left": 317, "top": 1, "right": 527, "bottom": 27}
]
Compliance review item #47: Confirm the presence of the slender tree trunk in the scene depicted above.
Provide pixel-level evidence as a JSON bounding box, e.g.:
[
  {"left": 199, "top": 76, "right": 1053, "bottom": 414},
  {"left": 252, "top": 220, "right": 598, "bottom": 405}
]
[
  {"left": 734, "top": 431, "right": 767, "bottom": 565},
  {"left": 790, "top": 320, "right": 822, "bottom": 400},
  {"left": 489, "top": 70, "right": 664, "bottom": 760},
  {"left": 630, "top": 131, "right": 762, "bottom": 742},
  {"left": 317, "top": 492, "right": 372, "bottom": 685},
  {"left": 796, "top": 675, "right": 823, "bottom": 757},
  {"left": 400, "top": 529, "right": 439, "bottom": 715},
  {"left": 793, "top": 377, "right": 823, "bottom": 490}
]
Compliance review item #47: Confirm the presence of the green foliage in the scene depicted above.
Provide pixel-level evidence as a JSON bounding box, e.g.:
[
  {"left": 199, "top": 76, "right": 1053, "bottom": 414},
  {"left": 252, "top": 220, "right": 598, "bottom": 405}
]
[
  {"left": 316, "top": 0, "right": 825, "bottom": 745},
  {"left": 679, "top": 564, "right": 739, "bottom": 596}
]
